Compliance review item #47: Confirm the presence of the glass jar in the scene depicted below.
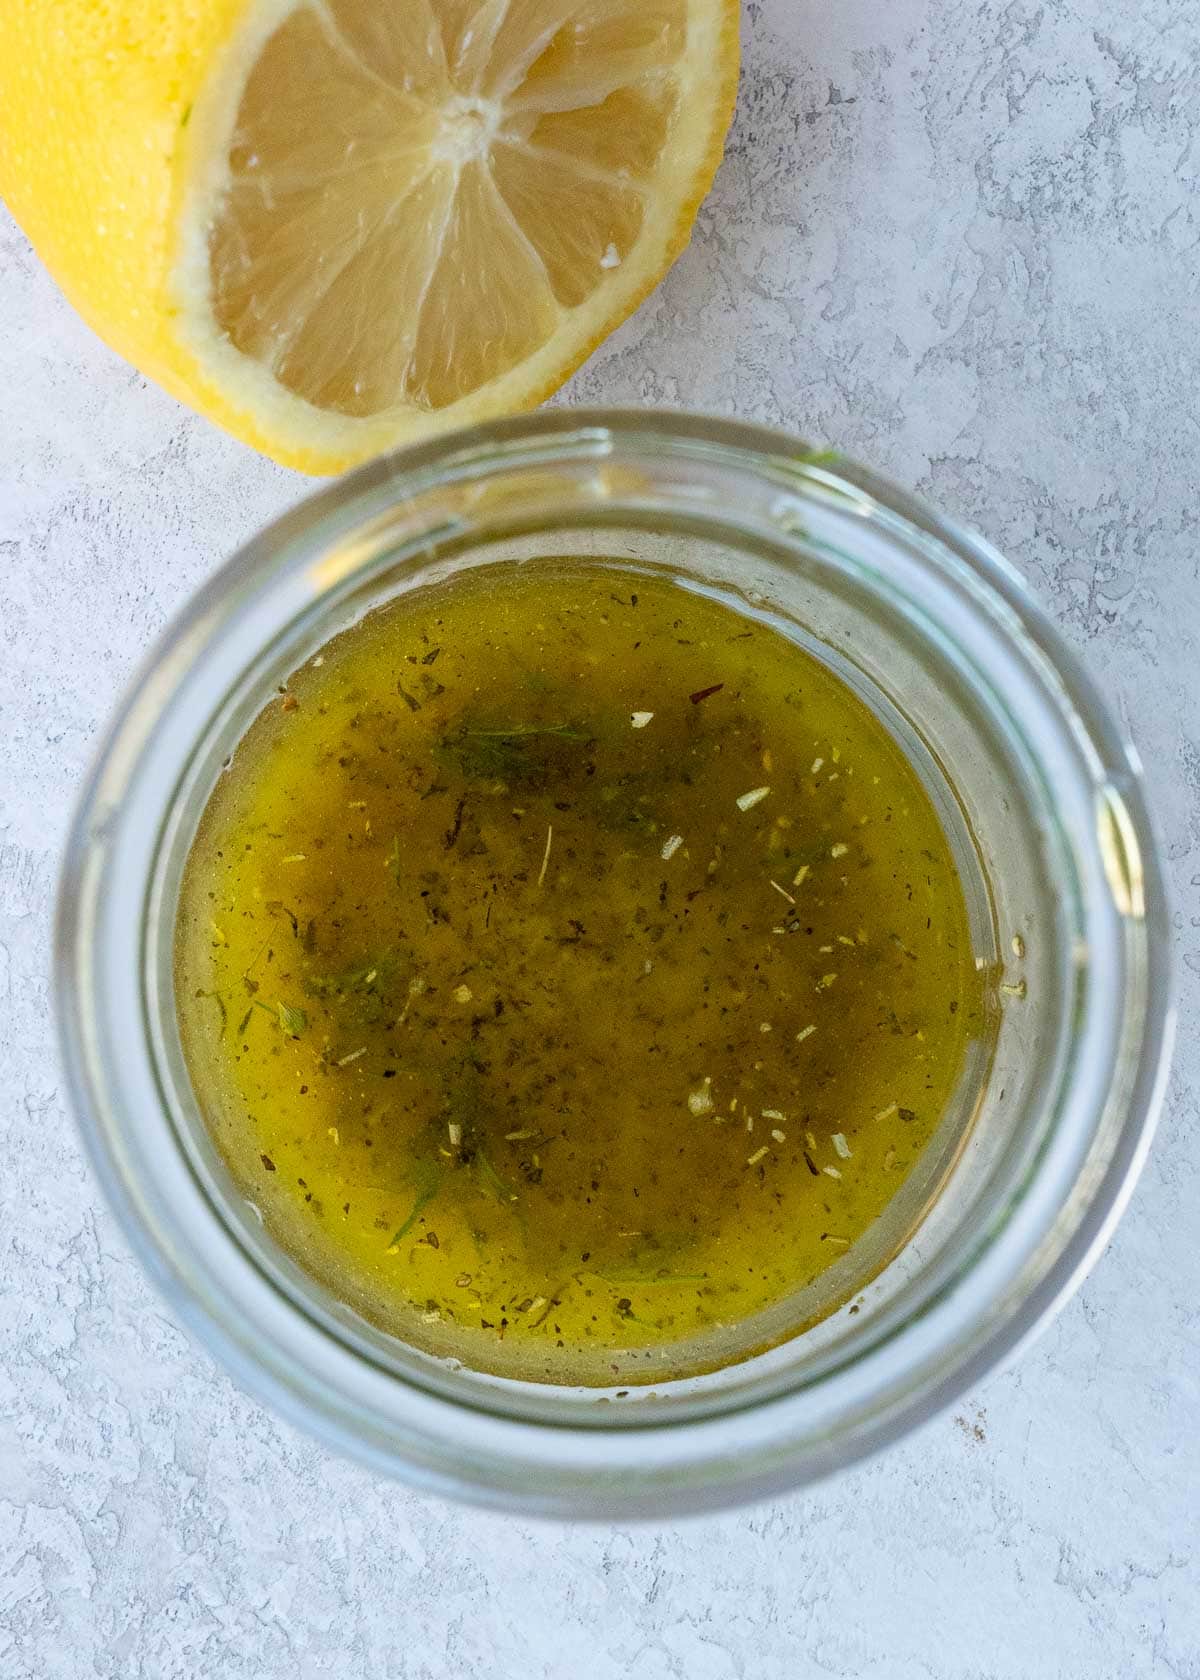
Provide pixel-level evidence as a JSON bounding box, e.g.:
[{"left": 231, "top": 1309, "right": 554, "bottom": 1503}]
[{"left": 55, "top": 411, "right": 1173, "bottom": 1516}]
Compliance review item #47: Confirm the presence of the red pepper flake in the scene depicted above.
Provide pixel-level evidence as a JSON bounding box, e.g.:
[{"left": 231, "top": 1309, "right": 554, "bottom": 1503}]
[
  {"left": 689, "top": 683, "right": 724, "bottom": 705},
  {"left": 280, "top": 694, "right": 299, "bottom": 713},
  {"left": 260, "top": 1153, "right": 277, "bottom": 1172}
]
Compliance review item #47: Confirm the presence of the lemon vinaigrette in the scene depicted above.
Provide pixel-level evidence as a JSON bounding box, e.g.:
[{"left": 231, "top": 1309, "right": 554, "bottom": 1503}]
[{"left": 176, "top": 565, "right": 990, "bottom": 1381}]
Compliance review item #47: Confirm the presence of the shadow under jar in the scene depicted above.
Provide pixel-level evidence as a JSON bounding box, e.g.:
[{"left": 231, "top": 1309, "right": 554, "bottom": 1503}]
[{"left": 57, "top": 411, "right": 1173, "bottom": 1516}]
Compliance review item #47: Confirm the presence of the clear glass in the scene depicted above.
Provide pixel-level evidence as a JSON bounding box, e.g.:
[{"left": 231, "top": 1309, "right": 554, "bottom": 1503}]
[{"left": 55, "top": 412, "right": 1174, "bottom": 1516}]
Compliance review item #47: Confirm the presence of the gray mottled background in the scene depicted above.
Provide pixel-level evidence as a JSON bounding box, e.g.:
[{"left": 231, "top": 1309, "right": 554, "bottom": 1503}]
[{"left": 2, "top": 0, "right": 1198, "bottom": 1674}]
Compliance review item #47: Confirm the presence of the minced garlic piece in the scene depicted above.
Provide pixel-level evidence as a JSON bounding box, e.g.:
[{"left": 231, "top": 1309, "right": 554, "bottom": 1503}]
[{"left": 687, "top": 1079, "right": 715, "bottom": 1116}]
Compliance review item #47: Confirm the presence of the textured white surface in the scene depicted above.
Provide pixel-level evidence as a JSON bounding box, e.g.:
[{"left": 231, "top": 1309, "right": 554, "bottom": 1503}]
[{"left": 1, "top": 0, "right": 1198, "bottom": 1673}]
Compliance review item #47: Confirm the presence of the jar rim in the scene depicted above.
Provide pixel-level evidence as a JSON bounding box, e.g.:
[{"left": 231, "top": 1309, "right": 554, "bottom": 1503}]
[{"left": 55, "top": 409, "right": 1175, "bottom": 1515}]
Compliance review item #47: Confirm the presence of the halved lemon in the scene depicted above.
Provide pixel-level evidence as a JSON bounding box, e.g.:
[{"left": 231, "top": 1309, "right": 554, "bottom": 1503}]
[{"left": 0, "top": 0, "right": 739, "bottom": 472}]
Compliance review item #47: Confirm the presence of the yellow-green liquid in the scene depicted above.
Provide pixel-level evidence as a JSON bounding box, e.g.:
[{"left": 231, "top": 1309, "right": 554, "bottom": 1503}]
[{"left": 176, "top": 564, "right": 988, "bottom": 1382}]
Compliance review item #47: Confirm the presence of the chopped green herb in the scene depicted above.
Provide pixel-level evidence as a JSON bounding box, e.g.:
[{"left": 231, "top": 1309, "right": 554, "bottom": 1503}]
[
  {"left": 305, "top": 957, "right": 394, "bottom": 998},
  {"left": 388, "top": 1161, "right": 444, "bottom": 1248},
  {"left": 441, "top": 722, "right": 591, "bottom": 788},
  {"left": 276, "top": 1002, "right": 307, "bottom": 1037}
]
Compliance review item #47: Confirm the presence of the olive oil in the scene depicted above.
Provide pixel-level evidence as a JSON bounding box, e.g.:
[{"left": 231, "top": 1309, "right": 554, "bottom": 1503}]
[{"left": 176, "top": 564, "right": 988, "bottom": 1382}]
